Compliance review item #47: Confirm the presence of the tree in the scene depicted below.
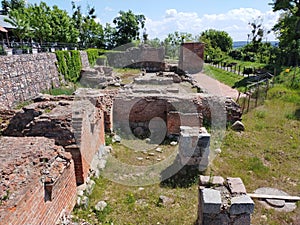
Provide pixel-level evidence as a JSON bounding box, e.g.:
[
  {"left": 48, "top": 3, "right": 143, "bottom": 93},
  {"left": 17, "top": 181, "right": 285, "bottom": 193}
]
[
  {"left": 71, "top": 2, "right": 104, "bottom": 48},
  {"left": 164, "top": 31, "right": 194, "bottom": 59},
  {"left": 146, "top": 37, "right": 162, "bottom": 48},
  {"left": 199, "top": 29, "right": 233, "bottom": 53},
  {"left": 270, "top": 0, "right": 300, "bottom": 66},
  {"left": 1, "top": 0, "right": 26, "bottom": 14},
  {"left": 112, "top": 10, "right": 146, "bottom": 47},
  {"left": 50, "top": 5, "right": 79, "bottom": 43},
  {"left": 4, "top": 8, "right": 31, "bottom": 42},
  {"left": 27, "top": 2, "right": 52, "bottom": 44}
]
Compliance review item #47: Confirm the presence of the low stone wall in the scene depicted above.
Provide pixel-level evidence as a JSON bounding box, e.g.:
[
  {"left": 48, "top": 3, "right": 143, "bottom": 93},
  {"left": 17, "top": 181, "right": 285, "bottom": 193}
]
[
  {"left": 106, "top": 45, "right": 166, "bottom": 72},
  {"left": 0, "top": 53, "right": 61, "bottom": 109}
]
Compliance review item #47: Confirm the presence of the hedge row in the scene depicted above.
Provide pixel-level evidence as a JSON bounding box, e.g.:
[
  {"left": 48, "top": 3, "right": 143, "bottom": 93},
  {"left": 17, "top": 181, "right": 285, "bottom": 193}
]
[{"left": 55, "top": 50, "right": 82, "bottom": 82}]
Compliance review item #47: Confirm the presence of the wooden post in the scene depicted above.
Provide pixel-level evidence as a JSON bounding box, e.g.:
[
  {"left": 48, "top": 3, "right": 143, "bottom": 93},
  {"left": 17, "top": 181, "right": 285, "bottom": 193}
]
[
  {"left": 255, "top": 83, "right": 259, "bottom": 107},
  {"left": 247, "top": 93, "right": 251, "bottom": 112}
]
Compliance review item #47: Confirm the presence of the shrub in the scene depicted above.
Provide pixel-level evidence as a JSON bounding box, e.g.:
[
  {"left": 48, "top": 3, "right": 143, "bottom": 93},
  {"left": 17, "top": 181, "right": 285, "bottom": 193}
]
[{"left": 55, "top": 50, "right": 82, "bottom": 83}]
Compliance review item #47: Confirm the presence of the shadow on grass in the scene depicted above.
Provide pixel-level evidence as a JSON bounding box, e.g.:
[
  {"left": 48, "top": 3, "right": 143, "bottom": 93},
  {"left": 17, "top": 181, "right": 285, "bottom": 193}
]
[
  {"left": 294, "top": 108, "right": 300, "bottom": 120},
  {"left": 160, "top": 156, "right": 201, "bottom": 188},
  {"left": 232, "top": 76, "right": 257, "bottom": 89}
]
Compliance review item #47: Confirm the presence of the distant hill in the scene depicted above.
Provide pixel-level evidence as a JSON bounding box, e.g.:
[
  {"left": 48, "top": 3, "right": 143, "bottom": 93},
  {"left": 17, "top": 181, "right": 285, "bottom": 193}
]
[{"left": 233, "top": 41, "right": 279, "bottom": 49}]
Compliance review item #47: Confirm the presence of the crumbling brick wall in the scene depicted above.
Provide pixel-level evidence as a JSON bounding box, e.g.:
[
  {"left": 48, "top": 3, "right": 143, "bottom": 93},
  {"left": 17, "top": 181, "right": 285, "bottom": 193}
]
[{"left": 0, "top": 137, "right": 77, "bottom": 225}]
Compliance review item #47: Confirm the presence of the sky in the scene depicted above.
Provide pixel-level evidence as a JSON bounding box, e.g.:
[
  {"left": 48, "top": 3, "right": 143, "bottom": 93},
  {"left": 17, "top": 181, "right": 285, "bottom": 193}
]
[{"left": 26, "top": 0, "right": 281, "bottom": 41}]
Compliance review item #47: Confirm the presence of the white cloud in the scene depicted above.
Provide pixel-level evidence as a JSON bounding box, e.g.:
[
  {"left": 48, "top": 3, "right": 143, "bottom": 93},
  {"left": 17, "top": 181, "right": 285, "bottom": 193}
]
[
  {"left": 94, "top": 17, "right": 101, "bottom": 24},
  {"left": 145, "top": 8, "right": 280, "bottom": 41}
]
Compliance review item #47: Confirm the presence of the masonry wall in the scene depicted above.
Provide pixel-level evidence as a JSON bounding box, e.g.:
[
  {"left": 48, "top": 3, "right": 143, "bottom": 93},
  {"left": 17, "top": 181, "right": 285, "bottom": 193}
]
[
  {"left": 107, "top": 45, "right": 165, "bottom": 72},
  {"left": 4, "top": 162, "right": 77, "bottom": 225},
  {"left": 0, "top": 51, "right": 90, "bottom": 109},
  {"left": 179, "top": 42, "right": 205, "bottom": 74},
  {"left": 0, "top": 53, "right": 61, "bottom": 109}
]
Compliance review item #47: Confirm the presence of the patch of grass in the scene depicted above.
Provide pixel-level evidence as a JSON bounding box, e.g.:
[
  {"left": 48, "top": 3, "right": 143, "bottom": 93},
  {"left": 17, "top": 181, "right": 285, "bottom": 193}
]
[
  {"left": 114, "top": 68, "right": 141, "bottom": 85},
  {"left": 203, "top": 65, "right": 247, "bottom": 91},
  {"left": 14, "top": 100, "right": 33, "bottom": 110},
  {"left": 211, "top": 93, "right": 300, "bottom": 224},
  {"left": 43, "top": 86, "right": 75, "bottom": 96}
]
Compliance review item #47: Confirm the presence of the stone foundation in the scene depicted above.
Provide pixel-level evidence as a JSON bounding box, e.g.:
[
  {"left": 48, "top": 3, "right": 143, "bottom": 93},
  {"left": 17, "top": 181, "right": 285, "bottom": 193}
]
[{"left": 198, "top": 176, "right": 254, "bottom": 225}]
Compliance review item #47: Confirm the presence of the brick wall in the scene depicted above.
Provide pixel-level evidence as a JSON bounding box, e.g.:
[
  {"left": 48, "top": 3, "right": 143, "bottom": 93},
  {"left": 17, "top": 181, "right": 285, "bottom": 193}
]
[
  {"left": 0, "top": 137, "right": 77, "bottom": 225},
  {"left": 3, "top": 162, "right": 77, "bottom": 225},
  {"left": 179, "top": 42, "right": 205, "bottom": 74}
]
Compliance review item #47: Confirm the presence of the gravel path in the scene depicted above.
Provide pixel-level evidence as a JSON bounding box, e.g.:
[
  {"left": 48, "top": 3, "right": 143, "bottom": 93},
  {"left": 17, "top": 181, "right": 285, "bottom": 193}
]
[{"left": 192, "top": 72, "right": 241, "bottom": 100}]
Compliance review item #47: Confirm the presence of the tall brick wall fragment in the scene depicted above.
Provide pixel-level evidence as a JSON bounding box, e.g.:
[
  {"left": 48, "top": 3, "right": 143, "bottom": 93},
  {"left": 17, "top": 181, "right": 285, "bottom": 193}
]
[{"left": 179, "top": 42, "right": 205, "bottom": 74}]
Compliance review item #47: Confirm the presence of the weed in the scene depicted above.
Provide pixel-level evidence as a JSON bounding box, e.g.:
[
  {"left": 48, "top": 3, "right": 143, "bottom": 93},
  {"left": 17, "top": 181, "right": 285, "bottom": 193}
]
[{"left": 14, "top": 100, "right": 33, "bottom": 110}]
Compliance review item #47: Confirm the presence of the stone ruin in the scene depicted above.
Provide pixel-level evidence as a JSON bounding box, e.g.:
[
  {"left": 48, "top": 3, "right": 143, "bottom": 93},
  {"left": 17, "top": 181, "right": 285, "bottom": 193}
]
[
  {"left": 198, "top": 176, "right": 254, "bottom": 225},
  {"left": 80, "top": 65, "right": 121, "bottom": 89},
  {"left": 113, "top": 71, "right": 242, "bottom": 169},
  {"left": 0, "top": 44, "right": 246, "bottom": 224},
  {"left": 106, "top": 45, "right": 166, "bottom": 72}
]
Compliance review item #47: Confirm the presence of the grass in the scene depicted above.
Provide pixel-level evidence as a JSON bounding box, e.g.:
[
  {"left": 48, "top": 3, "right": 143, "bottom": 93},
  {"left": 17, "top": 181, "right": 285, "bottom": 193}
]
[
  {"left": 114, "top": 68, "right": 141, "bottom": 85},
  {"left": 203, "top": 64, "right": 249, "bottom": 92},
  {"left": 72, "top": 64, "right": 300, "bottom": 224},
  {"left": 43, "top": 86, "right": 76, "bottom": 96},
  {"left": 72, "top": 140, "right": 200, "bottom": 224},
  {"left": 211, "top": 96, "right": 300, "bottom": 224}
]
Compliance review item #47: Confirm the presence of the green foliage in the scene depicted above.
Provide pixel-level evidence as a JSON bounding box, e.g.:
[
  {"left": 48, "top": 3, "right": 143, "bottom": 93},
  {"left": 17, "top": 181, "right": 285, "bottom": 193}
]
[
  {"left": 164, "top": 31, "right": 194, "bottom": 59},
  {"left": 112, "top": 10, "right": 146, "bottom": 47},
  {"left": 4, "top": 8, "right": 31, "bottom": 42},
  {"left": 43, "top": 86, "right": 75, "bottom": 96},
  {"left": 55, "top": 50, "right": 82, "bottom": 83},
  {"left": 86, "top": 48, "right": 100, "bottom": 66},
  {"left": 199, "top": 29, "right": 233, "bottom": 53},
  {"left": 247, "top": 157, "right": 269, "bottom": 176}
]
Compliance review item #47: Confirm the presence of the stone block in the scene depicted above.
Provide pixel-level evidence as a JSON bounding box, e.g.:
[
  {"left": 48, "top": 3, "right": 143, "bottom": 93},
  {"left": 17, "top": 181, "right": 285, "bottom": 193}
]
[
  {"left": 229, "top": 195, "right": 254, "bottom": 215},
  {"left": 227, "top": 177, "right": 247, "bottom": 194},
  {"left": 200, "top": 175, "right": 225, "bottom": 186},
  {"left": 201, "top": 188, "right": 222, "bottom": 214},
  {"left": 232, "top": 214, "right": 251, "bottom": 225}
]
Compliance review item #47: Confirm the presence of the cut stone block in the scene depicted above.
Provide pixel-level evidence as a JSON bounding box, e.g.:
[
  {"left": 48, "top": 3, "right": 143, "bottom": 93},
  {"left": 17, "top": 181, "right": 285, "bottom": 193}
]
[
  {"left": 200, "top": 175, "right": 225, "bottom": 186},
  {"left": 229, "top": 195, "right": 255, "bottom": 215},
  {"left": 227, "top": 177, "right": 247, "bottom": 194},
  {"left": 201, "top": 188, "right": 222, "bottom": 214}
]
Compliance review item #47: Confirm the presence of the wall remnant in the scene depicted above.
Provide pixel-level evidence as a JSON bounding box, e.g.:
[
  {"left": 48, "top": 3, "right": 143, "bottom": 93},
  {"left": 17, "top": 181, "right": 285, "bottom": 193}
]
[
  {"left": 107, "top": 45, "right": 166, "bottom": 72},
  {"left": 0, "top": 137, "right": 77, "bottom": 225},
  {"left": 0, "top": 53, "right": 61, "bottom": 109},
  {"left": 178, "top": 126, "right": 210, "bottom": 170},
  {"left": 198, "top": 176, "right": 254, "bottom": 225},
  {"left": 179, "top": 42, "right": 205, "bottom": 74}
]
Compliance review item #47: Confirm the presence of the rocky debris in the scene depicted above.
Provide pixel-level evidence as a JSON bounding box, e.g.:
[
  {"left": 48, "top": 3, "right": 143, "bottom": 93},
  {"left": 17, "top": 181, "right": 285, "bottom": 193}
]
[
  {"left": 94, "top": 201, "right": 107, "bottom": 211},
  {"left": 79, "top": 66, "right": 121, "bottom": 89},
  {"left": 170, "top": 141, "right": 178, "bottom": 146},
  {"left": 254, "top": 187, "right": 297, "bottom": 212},
  {"left": 155, "top": 147, "right": 163, "bottom": 153},
  {"left": 112, "top": 135, "right": 121, "bottom": 143},
  {"left": 231, "top": 120, "right": 245, "bottom": 132},
  {"left": 158, "top": 195, "right": 175, "bottom": 206},
  {"left": 2, "top": 100, "right": 75, "bottom": 146}
]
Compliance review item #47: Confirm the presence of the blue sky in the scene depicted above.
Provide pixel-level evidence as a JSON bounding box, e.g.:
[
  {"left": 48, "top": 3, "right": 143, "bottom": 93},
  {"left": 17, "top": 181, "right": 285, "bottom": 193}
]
[{"left": 27, "top": 0, "right": 280, "bottom": 41}]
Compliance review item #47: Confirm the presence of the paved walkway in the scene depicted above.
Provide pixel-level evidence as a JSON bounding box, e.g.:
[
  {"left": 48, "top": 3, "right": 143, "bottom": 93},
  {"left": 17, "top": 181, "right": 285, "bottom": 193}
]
[{"left": 192, "top": 72, "right": 240, "bottom": 100}]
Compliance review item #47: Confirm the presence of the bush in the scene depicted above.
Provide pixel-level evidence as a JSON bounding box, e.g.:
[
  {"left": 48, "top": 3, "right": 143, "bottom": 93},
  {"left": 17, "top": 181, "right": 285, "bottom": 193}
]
[
  {"left": 86, "top": 48, "right": 100, "bottom": 66},
  {"left": 55, "top": 50, "right": 82, "bottom": 83}
]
